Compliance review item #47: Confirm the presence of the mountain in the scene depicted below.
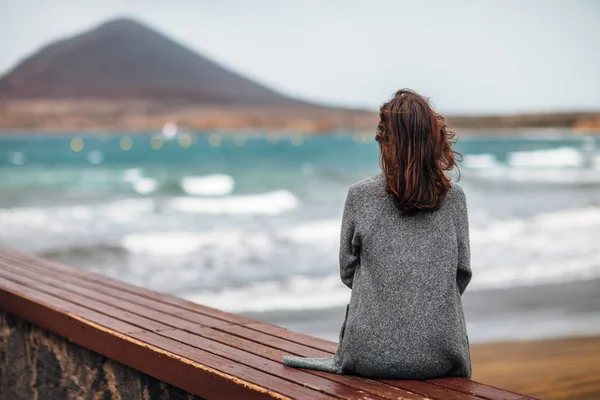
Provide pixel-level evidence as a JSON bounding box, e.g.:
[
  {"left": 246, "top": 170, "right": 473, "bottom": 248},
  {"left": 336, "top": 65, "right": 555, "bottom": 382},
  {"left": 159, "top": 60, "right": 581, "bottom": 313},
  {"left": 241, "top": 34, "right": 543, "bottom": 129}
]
[
  {"left": 0, "top": 18, "right": 296, "bottom": 104},
  {"left": 1, "top": 18, "right": 597, "bottom": 133}
]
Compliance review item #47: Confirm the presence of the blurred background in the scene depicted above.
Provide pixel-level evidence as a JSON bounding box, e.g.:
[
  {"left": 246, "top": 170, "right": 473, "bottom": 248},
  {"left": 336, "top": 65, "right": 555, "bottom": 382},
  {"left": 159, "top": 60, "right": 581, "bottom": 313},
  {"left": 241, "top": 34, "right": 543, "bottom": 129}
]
[{"left": 1, "top": 1, "right": 599, "bottom": 399}]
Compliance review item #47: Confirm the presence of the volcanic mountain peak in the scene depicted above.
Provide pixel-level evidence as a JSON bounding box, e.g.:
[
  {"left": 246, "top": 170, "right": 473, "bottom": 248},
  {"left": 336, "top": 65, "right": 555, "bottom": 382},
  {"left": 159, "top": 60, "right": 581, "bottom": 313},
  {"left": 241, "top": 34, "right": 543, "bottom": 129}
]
[{"left": 0, "top": 17, "right": 295, "bottom": 104}]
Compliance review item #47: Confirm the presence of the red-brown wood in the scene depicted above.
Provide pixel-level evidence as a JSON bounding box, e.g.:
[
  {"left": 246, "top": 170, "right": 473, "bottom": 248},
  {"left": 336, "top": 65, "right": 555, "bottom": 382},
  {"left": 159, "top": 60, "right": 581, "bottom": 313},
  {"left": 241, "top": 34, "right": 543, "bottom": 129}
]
[
  {"left": 0, "top": 279, "right": 289, "bottom": 400},
  {"left": 0, "top": 250, "right": 327, "bottom": 343},
  {"left": 0, "top": 257, "right": 424, "bottom": 400},
  {"left": 382, "top": 379, "right": 483, "bottom": 400},
  {"left": 428, "top": 378, "right": 539, "bottom": 400},
  {"left": 2, "top": 257, "right": 437, "bottom": 400},
  {"left": 0, "top": 264, "right": 405, "bottom": 400},
  {"left": 0, "top": 261, "right": 422, "bottom": 400},
  {"left": 0, "top": 248, "right": 539, "bottom": 400}
]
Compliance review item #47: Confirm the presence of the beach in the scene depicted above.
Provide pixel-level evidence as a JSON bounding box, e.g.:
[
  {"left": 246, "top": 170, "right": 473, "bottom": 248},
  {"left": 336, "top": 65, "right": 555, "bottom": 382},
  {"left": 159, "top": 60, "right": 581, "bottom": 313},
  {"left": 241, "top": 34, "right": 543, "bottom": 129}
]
[{"left": 471, "top": 336, "right": 600, "bottom": 400}]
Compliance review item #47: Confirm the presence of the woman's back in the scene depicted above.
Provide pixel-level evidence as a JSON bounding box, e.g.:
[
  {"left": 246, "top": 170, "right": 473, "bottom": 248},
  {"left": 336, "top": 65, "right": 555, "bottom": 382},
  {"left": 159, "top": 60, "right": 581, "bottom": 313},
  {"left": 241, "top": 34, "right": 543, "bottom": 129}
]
[
  {"left": 283, "top": 89, "right": 472, "bottom": 379},
  {"left": 337, "top": 173, "right": 471, "bottom": 379}
]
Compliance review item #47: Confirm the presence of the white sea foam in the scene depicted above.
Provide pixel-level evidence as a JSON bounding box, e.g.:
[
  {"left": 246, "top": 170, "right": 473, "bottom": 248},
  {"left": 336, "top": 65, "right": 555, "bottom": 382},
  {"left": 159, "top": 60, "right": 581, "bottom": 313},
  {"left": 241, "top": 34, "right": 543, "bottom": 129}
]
[
  {"left": 122, "top": 230, "right": 271, "bottom": 256},
  {"left": 9, "top": 151, "right": 25, "bottom": 165},
  {"left": 283, "top": 218, "right": 340, "bottom": 244},
  {"left": 185, "top": 275, "right": 350, "bottom": 313},
  {"left": 133, "top": 177, "right": 158, "bottom": 195},
  {"left": 463, "top": 154, "right": 498, "bottom": 169},
  {"left": 470, "top": 206, "right": 600, "bottom": 289},
  {"left": 472, "top": 255, "right": 600, "bottom": 290},
  {"left": 170, "top": 190, "right": 298, "bottom": 215},
  {"left": 180, "top": 174, "right": 234, "bottom": 196},
  {"left": 123, "top": 232, "right": 211, "bottom": 256},
  {"left": 468, "top": 166, "right": 600, "bottom": 184},
  {"left": 87, "top": 151, "right": 103, "bottom": 165},
  {"left": 507, "top": 147, "right": 582, "bottom": 168},
  {"left": 122, "top": 168, "right": 144, "bottom": 182},
  {"left": 183, "top": 206, "right": 600, "bottom": 313},
  {"left": 0, "top": 199, "right": 155, "bottom": 231}
]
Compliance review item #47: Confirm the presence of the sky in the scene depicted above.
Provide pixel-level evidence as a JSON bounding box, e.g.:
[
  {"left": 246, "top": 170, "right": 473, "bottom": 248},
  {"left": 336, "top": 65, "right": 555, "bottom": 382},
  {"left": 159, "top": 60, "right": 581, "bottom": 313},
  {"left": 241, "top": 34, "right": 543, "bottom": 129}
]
[{"left": 1, "top": 0, "right": 599, "bottom": 114}]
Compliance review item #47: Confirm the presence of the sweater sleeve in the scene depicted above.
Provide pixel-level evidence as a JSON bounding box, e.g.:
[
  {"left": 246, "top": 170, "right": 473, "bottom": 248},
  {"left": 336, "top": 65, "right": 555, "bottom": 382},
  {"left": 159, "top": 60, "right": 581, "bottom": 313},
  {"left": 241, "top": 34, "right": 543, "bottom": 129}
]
[
  {"left": 339, "top": 187, "right": 361, "bottom": 289},
  {"left": 454, "top": 186, "right": 472, "bottom": 295}
]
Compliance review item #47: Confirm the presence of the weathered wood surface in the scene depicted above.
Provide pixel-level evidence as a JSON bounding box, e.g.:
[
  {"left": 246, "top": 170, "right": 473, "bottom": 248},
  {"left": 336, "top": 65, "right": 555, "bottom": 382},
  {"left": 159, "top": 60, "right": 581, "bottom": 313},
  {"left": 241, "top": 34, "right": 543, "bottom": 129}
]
[{"left": 0, "top": 248, "right": 539, "bottom": 400}]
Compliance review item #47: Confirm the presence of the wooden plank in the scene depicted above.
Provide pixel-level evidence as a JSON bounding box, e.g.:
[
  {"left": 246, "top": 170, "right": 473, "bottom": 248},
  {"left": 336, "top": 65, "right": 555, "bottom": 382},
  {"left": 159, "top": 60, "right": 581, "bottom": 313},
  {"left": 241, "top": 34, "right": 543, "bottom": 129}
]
[
  {"left": 0, "top": 278, "right": 142, "bottom": 334},
  {"left": 187, "top": 326, "right": 426, "bottom": 400},
  {"left": 210, "top": 323, "right": 333, "bottom": 358},
  {"left": 0, "top": 250, "right": 332, "bottom": 350},
  {"left": 0, "top": 254, "right": 235, "bottom": 328},
  {"left": 0, "top": 266, "right": 169, "bottom": 333},
  {"left": 428, "top": 378, "right": 540, "bottom": 400},
  {"left": 0, "top": 279, "right": 290, "bottom": 400},
  {"left": 2, "top": 250, "right": 340, "bottom": 353},
  {"left": 0, "top": 262, "right": 221, "bottom": 330},
  {"left": 0, "top": 249, "right": 256, "bottom": 323},
  {"left": 0, "top": 256, "right": 429, "bottom": 400},
  {"left": 2, "top": 256, "right": 320, "bottom": 354},
  {"left": 245, "top": 322, "right": 340, "bottom": 354},
  {"left": 382, "top": 380, "right": 482, "bottom": 400},
  {"left": 132, "top": 330, "right": 387, "bottom": 400},
  {"left": 1, "top": 251, "right": 472, "bottom": 400},
  {"left": 0, "top": 259, "right": 422, "bottom": 400},
  {"left": 0, "top": 265, "right": 380, "bottom": 400},
  {"left": 1, "top": 276, "right": 338, "bottom": 400},
  {"left": 1, "top": 250, "right": 524, "bottom": 400}
]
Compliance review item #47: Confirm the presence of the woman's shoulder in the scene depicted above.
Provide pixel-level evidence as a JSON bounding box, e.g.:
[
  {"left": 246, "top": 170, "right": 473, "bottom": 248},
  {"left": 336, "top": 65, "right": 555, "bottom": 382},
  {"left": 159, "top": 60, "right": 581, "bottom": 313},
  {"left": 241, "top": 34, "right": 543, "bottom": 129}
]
[
  {"left": 447, "top": 182, "right": 466, "bottom": 200},
  {"left": 444, "top": 182, "right": 467, "bottom": 211},
  {"left": 347, "top": 173, "right": 386, "bottom": 200}
]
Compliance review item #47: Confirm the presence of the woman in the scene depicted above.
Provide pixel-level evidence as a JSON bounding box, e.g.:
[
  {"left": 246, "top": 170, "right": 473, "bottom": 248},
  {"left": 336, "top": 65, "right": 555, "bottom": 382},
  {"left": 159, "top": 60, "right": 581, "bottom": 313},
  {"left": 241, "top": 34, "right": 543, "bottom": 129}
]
[{"left": 283, "top": 89, "right": 472, "bottom": 379}]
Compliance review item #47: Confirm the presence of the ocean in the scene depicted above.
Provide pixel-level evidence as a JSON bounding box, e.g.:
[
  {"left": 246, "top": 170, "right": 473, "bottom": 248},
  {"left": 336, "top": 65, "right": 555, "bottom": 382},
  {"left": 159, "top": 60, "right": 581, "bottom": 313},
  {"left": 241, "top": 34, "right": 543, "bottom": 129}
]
[{"left": 1, "top": 130, "right": 599, "bottom": 343}]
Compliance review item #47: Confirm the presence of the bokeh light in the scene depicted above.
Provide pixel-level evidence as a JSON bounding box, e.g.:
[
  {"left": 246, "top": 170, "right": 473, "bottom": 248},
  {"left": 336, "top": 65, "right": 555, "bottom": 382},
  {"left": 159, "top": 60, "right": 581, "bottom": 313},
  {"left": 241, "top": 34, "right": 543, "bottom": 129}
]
[
  {"left": 70, "top": 138, "right": 84, "bottom": 152},
  {"left": 209, "top": 133, "right": 222, "bottom": 147},
  {"left": 178, "top": 134, "right": 193, "bottom": 148},
  {"left": 150, "top": 136, "right": 164, "bottom": 150},
  {"left": 120, "top": 137, "right": 133, "bottom": 151}
]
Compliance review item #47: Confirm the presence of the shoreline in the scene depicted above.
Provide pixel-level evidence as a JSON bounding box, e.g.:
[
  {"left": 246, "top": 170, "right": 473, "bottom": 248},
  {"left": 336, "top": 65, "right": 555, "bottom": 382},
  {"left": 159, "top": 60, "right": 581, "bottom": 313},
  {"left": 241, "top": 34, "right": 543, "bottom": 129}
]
[
  {"left": 1, "top": 99, "right": 599, "bottom": 134},
  {"left": 242, "top": 278, "right": 600, "bottom": 344},
  {"left": 471, "top": 336, "right": 600, "bottom": 400},
  {"left": 0, "top": 127, "right": 598, "bottom": 138}
]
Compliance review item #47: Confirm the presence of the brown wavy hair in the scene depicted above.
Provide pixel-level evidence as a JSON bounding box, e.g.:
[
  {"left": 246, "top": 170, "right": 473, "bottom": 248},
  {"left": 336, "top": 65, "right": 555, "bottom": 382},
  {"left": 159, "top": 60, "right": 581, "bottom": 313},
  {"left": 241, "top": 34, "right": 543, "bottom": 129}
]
[{"left": 375, "top": 89, "right": 460, "bottom": 214}]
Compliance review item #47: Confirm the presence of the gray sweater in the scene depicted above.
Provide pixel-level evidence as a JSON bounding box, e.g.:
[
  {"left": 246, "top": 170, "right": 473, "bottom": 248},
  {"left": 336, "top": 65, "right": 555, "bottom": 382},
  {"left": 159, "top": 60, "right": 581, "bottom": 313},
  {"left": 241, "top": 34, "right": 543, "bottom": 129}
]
[{"left": 283, "top": 173, "right": 472, "bottom": 379}]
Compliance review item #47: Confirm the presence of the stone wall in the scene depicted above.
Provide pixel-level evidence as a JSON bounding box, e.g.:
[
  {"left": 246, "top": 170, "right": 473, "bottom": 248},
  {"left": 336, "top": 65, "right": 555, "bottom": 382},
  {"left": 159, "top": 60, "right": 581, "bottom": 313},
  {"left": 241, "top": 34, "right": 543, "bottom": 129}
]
[{"left": 0, "top": 311, "right": 204, "bottom": 400}]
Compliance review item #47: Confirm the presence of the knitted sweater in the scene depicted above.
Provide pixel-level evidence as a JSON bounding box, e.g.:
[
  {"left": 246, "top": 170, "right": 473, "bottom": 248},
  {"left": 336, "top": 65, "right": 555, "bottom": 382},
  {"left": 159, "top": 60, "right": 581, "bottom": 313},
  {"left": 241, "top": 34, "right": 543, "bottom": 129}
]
[{"left": 283, "top": 173, "right": 472, "bottom": 379}]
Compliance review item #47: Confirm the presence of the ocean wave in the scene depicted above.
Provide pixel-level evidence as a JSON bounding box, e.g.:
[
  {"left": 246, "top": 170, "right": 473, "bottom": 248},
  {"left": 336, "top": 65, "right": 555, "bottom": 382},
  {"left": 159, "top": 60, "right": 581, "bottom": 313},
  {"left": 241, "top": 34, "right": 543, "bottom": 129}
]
[
  {"left": 133, "top": 177, "right": 159, "bottom": 194},
  {"left": 506, "top": 147, "right": 582, "bottom": 168},
  {"left": 470, "top": 206, "right": 600, "bottom": 289},
  {"left": 180, "top": 174, "right": 234, "bottom": 196},
  {"left": 185, "top": 275, "right": 350, "bottom": 313},
  {"left": 170, "top": 190, "right": 298, "bottom": 215},
  {"left": 463, "top": 154, "right": 499, "bottom": 169},
  {"left": 466, "top": 166, "right": 600, "bottom": 184},
  {"left": 122, "top": 168, "right": 144, "bottom": 182},
  {"left": 184, "top": 206, "right": 600, "bottom": 313},
  {"left": 283, "top": 218, "right": 340, "bottom": 244},
  {"left": 122, "top": 230, "right": 273, "bottom": 256},
  {"left": 0, "top": 198, "right": 156, "bottom": 230}
]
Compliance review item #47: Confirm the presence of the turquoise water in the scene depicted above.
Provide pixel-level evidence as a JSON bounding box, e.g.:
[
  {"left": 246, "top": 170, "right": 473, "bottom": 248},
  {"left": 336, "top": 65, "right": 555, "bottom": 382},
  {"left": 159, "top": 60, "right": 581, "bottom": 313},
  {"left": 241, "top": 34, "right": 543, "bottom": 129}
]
[{"left": 1, "top": 131, "right": 600, "bottom": 337}]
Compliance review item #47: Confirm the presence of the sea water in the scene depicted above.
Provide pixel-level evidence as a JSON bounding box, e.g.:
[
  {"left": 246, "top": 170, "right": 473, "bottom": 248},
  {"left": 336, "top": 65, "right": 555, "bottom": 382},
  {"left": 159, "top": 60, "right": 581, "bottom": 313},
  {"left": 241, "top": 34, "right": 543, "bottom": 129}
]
[{"left": 1, "top": 130, "right": 599, "bottom": 334}]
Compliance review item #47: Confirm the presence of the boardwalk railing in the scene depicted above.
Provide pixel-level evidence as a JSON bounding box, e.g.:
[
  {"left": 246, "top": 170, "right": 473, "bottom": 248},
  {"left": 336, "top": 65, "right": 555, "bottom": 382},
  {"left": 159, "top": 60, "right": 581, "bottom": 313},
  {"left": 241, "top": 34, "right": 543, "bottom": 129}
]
[{"left": 0, "top": 248, "right": 537, "bottom": 399}]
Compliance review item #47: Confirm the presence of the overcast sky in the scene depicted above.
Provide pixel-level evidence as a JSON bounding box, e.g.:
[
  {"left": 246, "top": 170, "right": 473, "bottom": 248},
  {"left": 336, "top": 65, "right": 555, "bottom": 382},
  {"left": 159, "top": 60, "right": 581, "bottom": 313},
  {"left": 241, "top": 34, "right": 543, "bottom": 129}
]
[{"left": 1, "top": 0, "right": 599, "bottom": 114}]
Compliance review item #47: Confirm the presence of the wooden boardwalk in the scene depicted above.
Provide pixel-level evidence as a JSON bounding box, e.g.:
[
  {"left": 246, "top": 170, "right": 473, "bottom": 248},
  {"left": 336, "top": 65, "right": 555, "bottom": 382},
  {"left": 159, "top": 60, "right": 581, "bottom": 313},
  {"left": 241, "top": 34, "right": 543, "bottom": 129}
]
[{"left": 0, "top": 248, "right": 538, "bottom": 399}]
